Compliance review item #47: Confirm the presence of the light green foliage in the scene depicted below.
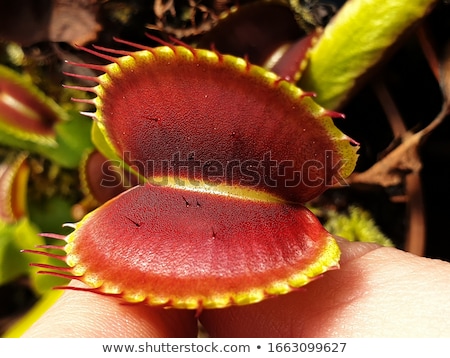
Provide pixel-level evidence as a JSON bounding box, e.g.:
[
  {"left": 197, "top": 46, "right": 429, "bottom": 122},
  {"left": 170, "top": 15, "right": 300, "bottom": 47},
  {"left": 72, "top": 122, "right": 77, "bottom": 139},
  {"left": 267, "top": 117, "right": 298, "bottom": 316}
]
[
  {"left": 298, "top": 0, "right": 438, "bottom": 109},
  {"left": 0, "top": 218, "right": 65, "bottom": 293},
  {"left": 0, "top": 67, "right": 82, "bottom": 300},
  {"left": 324, "top": 205, "right": 394, "bottom": 247},
  {"left": 0, "top": 219, "right": 41, "bottom": 286}
]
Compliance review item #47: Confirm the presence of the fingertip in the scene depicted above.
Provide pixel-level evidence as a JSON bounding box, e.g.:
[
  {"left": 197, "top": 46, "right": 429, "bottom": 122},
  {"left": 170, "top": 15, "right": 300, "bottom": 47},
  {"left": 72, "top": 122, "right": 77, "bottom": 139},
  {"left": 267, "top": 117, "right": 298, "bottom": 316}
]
[
  {"left": 200, "top": 242, "right": 450, "bottom": 337},
  {"left": 333, "top": 236, "right": 381, "bottom": 264},
  {"left": 198, "top": 242, "right": 393, "bottom": 337},
  {"left": 22, "top": 281, "right": 198, "bottom": 338}
]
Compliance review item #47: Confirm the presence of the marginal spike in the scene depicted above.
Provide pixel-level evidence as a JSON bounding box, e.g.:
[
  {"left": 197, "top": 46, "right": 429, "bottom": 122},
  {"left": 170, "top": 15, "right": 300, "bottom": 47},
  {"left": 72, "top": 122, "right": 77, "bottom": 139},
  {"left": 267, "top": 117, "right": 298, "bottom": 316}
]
[
  {"left": 64, "top": 60, "right": 106, "bottom": 72},
  {"left": 39, "top": 233, "right": 67, "bottom": 240},
  {"left": 345, "top": 135, "right": 360, "bottom": 146},
  {"left": 244, "top": 54, "right": 251, "bottom": 72},
  {"left": 75, "top": 45, "right": 119, "bottom": 63},
  {"left": 56, "top": 286, "right": 122, "bottom": 297},
  {"left": 322, "top": 110, "right": 346, "bottom": 119},
  {"left": 35, "top": 244, "right": 65, "bottom": 250},
  {"left": 92, "top": 44, "right": 133, "bottom": 57},
  {"left": 79, "top": 111, "right": 97, "bottom": 119},
  {"left": 300, "top": 91, "right": 316, "bottom": 98},
  {"left": 30, "top": 263, "right": 72, "bottom": 271},
  {"left": 195, "top": 306, "right": 203, "bottom": 318},
  {"left": 168, "top": 36, "right": 197, "bottom": 58},
  {"left": 53, "top": 284, "right": 94, "bottom": 292},
  {"left": 21, "top": 249, "right": 66, "bottom": 260},
  {"left": 63, "top": 71, "right": 101, "bottom": 83},
  {"left": 62, "top": 84, "right": 97, "bottom": 93},
  {"left": 112, "top": 37, "right": 156, "bottom": 53},
  {"left": 37, "top": 271, "right": 78, "bottom": 280},
  {"left": 210, "top": 43, "right": 224, "bottom": 63},
  {"left": 62, "top": 223, "right": 77, "bottom": 229},
  {"left": 144, "top": 33, "right": 177, "bottom": 53},
  {"left": 71, "top": 98, "right": 96, "bottom": 105}
]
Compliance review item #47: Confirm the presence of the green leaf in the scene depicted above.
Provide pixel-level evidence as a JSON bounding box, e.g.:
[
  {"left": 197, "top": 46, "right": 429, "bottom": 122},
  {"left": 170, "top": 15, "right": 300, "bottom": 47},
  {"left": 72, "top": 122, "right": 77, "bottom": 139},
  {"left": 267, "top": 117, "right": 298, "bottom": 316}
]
[
  {"left": 50, "top": 111, "right": 93, "bottom": 168},
  {"left": 0, "top": 65, "right": 66, "bottom": 145},
  {"left": 28, "top": 196, "right": 75, "bottom": 236},
  {"left": 298, "top": 0, "right": 438, "bottom": 110},
  {"left": 0, "top": 218, "right": 67, "bottom": 293},
  {"left": 0, "top": 153, "right": 29, "bottom": 223},
  {"left": 91, "top": 120, "right": 120, "bottom": 164},
  {"left": 0, "top": 66, "right": 93, "bottom": 168},
  {"left": 0, "top": 219, "right": 42, "bottom": 286}
]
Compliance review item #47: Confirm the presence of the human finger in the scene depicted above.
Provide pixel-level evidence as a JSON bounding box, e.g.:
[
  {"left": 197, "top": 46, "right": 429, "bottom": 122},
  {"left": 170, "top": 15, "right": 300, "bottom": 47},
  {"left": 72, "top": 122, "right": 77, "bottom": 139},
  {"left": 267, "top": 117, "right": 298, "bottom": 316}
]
[
  {"left": 200, "top": 240, "right": 450, "bottom": 337},
  {"left": 22, "top": 280, "right": 198, "bottom": 338}
]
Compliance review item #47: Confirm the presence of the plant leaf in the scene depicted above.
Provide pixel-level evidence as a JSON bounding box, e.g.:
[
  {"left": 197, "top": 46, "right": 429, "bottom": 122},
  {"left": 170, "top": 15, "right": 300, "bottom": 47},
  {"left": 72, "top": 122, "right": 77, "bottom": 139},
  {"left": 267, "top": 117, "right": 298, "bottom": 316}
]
[
  {"left": 33, "top": 184, "right": 340, "bottom": 309},
  {"left": 0, "top": 218, "right": 41, "bottom": 287},
  {"left": 0, "top": 66, "right": 93, "bottom": 168},
  {"left": 78, "top": 44, "right": 358, "bottom": 203},
  {"left": 0, "top": 153, "right": 29, "bottom": 223},
  {"left": 299, "top": 0, "right": 438, "bottom": 110}
]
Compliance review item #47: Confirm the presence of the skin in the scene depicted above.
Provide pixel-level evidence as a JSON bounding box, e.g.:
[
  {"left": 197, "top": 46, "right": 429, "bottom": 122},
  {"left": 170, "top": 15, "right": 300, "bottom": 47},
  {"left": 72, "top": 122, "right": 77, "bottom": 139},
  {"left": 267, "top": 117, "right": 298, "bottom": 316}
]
[{"left": 22, "top": 239, "right": 450, "bottom": 338}]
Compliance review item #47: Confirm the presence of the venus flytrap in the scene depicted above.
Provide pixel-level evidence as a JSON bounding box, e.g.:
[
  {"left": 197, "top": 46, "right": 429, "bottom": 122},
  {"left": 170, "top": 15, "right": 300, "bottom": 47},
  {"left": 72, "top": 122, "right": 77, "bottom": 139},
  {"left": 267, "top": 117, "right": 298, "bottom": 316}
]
[{"left": 28, "top": 37, "right": 358, "bottom": 310}]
